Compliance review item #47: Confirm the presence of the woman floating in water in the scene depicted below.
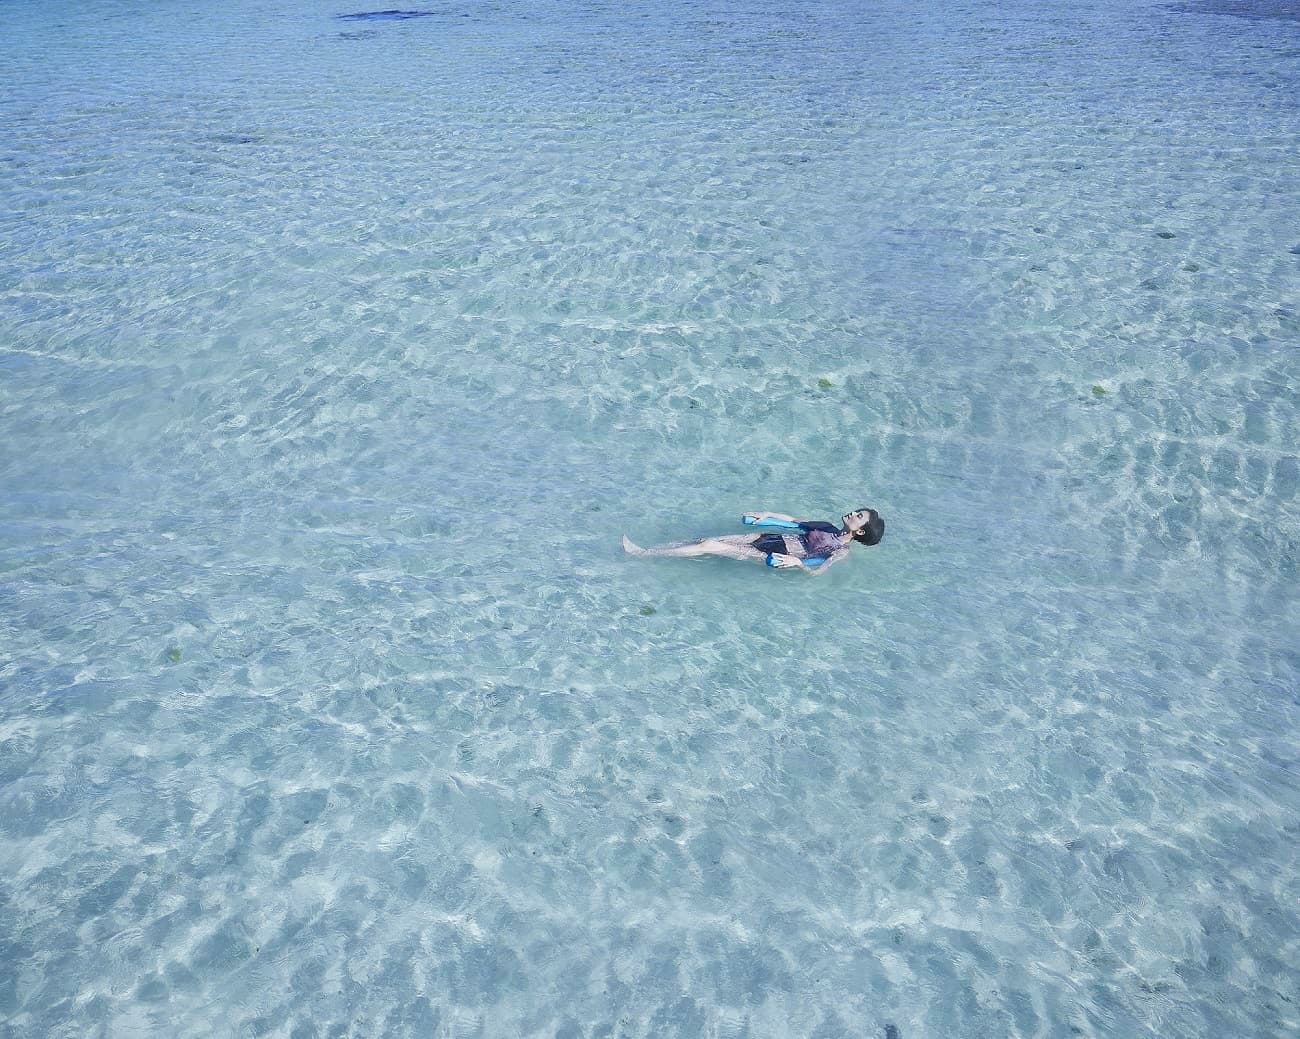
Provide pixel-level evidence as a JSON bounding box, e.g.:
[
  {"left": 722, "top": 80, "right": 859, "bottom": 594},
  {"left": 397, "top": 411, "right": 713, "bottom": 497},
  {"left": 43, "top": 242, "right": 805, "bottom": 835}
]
[{"left": 622, "top": 508, "right": 884, "bottom": 576}]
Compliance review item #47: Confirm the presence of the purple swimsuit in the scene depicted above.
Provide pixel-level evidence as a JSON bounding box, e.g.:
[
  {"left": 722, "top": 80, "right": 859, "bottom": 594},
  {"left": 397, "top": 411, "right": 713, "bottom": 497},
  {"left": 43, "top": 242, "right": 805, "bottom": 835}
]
[{"left": 801, "top": 528, "right": 843, "bottom": 558}]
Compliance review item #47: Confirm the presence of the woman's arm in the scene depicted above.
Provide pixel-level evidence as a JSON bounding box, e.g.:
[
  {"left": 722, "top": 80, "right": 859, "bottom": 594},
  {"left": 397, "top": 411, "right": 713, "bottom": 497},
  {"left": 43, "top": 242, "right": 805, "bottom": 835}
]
[
  {"left": 767, "top": 548, "right": 850, "bottom": 575},
  {"left": 804, "top": 549, "right": 850, "bottom": 576}
]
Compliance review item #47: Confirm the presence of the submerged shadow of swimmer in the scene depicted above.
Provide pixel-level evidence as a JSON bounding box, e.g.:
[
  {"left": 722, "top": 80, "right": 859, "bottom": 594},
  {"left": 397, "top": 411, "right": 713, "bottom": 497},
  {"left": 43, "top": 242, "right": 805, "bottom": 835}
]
[
  {"left": 337, "top": 10, "right": 435, "bottom": 21},
  {"left": 623, "top": 508, "right": 884, "bottom": 576}
]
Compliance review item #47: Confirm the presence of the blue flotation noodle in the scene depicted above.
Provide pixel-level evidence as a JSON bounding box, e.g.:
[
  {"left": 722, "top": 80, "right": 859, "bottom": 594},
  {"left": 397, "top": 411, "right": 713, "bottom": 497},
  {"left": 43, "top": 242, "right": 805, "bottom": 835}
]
[
  {"left": 766, "top": 554, "right": 826, "bottom": 567},
  {"left": 742, "top": 515, "right": 803, "bottom": 530}
]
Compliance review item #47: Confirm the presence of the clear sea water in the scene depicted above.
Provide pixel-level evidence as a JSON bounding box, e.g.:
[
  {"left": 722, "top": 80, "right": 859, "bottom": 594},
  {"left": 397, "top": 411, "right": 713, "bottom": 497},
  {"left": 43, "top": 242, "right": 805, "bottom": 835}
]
[{"left": 2, "top": 0, "right": 1298, "bottom": 1036}]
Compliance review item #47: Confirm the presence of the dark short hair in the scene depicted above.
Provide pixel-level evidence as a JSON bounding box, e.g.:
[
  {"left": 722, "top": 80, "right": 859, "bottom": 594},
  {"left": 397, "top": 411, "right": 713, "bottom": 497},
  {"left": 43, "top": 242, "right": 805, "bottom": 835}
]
[{"left": 851, "top": 508, "right": 885, "bottom": 546}]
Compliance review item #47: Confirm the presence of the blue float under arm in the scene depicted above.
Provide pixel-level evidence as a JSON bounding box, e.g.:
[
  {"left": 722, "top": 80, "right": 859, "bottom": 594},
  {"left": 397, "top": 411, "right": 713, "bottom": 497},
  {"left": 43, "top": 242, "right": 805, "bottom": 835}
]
[
  {"left": 742, "top": 515, "right": 804, "bottom": 530},
  {"left": 766, "top": 554, "right": 826, "bottom": 567}
]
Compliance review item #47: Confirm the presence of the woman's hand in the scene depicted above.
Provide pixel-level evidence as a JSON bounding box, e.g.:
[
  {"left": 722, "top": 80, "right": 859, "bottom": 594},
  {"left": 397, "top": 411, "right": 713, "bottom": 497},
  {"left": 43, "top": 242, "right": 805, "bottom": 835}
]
[{"left": 767, "top": 553, "right": 803, "bottom": 569}]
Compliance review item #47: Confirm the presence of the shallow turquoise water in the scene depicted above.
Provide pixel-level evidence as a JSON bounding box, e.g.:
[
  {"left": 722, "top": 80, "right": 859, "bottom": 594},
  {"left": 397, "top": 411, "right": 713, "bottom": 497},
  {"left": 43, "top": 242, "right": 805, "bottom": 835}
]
[{"left": 2, "top": 0, "right": 1298, "bottom": 1036}]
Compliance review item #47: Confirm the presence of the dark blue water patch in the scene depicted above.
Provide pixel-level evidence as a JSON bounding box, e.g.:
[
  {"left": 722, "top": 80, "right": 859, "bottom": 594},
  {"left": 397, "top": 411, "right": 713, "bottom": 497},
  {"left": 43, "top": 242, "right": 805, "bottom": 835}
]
[
  {"left": 336, "top": 9, "right": 435, "bottom": 20},
  {"left": 1167, "top": 0, "right": 1300, "bottom": 20}
]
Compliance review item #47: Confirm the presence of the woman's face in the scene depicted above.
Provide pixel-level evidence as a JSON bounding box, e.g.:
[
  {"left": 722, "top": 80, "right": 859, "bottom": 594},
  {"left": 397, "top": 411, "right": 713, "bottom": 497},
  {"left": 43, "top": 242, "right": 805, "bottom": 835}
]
[{"left": 842, "top": 509, "right": 873, "bottom": 533}]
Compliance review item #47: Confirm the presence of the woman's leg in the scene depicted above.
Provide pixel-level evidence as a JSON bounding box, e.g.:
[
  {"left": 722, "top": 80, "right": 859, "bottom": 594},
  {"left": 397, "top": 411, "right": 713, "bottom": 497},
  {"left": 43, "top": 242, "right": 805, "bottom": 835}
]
[{"left": 622, "top": 533, "right": 772, "bottom": 560}]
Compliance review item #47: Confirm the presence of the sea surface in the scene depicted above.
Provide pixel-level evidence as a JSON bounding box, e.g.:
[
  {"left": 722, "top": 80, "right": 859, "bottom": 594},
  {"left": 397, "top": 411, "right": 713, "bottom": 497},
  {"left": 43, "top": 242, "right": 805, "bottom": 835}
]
[{"left": 2, "top": 0, "right": 1298, "bottom": 1036}]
